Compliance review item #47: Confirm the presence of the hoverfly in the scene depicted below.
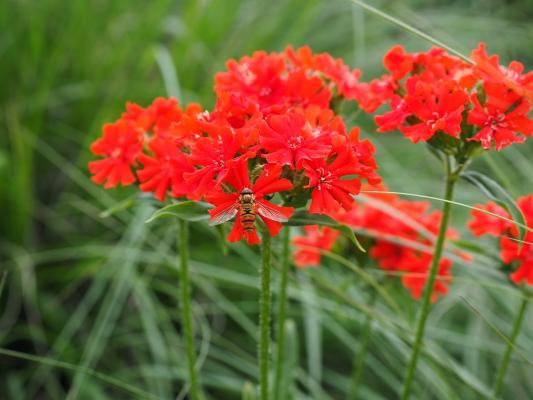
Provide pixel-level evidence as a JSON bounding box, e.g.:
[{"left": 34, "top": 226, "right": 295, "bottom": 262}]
[{"left": 209, "top": 187, "right": 290, "bottom": 232}]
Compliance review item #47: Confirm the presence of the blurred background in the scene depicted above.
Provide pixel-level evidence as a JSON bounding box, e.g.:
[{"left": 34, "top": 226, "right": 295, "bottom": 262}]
[{"left": 1, "top": 0, "right": 532, "bottom": 399}]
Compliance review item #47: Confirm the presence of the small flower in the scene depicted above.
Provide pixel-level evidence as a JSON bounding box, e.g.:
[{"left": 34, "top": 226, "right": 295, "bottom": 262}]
[
  {"left": 302, "top": 149, "right": 361, "bottom": 216},
  {"left": 292, "top": 226, "right": 340, "bottom": 267},
  {"left": 471, "top": 42, "right": 533, "bottom": 101},
  {"left": 468, "top": 195, "right": 533, "bottom": 286},
  {"left": 399, "top": 80, "right": 468, "bottom": 143},
  {"left": 467, "top": 83, "right": 533, "bottom": 151},
  {"left": 468, "top": 201, "right": 514, "bottom": 237},
  {"left": 185, "top": 124, "right": 251, "bottom": 200},
  {"left": 88, "top": 121, "right": 142, "bottom": 188},
  {"left": 137, "top": 137, "right": 193, "bottom": 202},
  {"left": 383, "top": 45, "right": 414, "bottom": 81},
  {"left": 259, "top": 112, "right": 331, "bottom": 168}
]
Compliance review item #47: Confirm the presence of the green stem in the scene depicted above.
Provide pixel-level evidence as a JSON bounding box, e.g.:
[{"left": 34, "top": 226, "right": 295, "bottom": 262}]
[
  {"left": 259, "top": 231, "right": 272, "bottom": 400},
  {"left": 348, "top": 288, "right": 377, "bottom": 400},
  {"left": 178, "top": 220, "right": 201, "bottom": 400},
  {"left": 401, "top": 160, "right": 457, "bottom": 400},
  {"left": 273, "top": 228, "right": 291, "bottom": 400},
  {"left": 493, "top": 294, "right": 529, "bottom": 398}
]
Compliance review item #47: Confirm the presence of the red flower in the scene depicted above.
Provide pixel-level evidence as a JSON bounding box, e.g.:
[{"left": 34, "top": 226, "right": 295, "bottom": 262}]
[
  {"left": 206, "top": 159, "right": 294, "bottom": 245},
  {"left": 383, "top": 45, "right": 414, "bottom": 81},
  {"left": 259, "top": 112, "right": 331, "bottom": 168},
  {"left": 185, "top": 124, "right": 251, "bottom": 200},
  {"left": 468, "top": 201, "right": 514, "bottom": 237},
  {"left": 291, "top": 183, "right": 458, "bottom": 301},
  {"left": 147, "top": 97, "right": 184, "bottom": 138},
  {"left": 88, "top": 122, "right": 142, "bottom": 188},
  {"left": 284, "top": 46, "right": 362, "bottom": 101},
  {"left": 215, "top": 51, "right": 287, "bottom": 110},
  {"left": 332, "top": 127, "right": 381, "bottom": 185},
  {"left": 354, "top": 75, "right": 396, "bottom": 113},
  {"left": 292, "top": 226, "right": 340, "bottom": 267},
  {"left": 302, "top": 149, "right": 361, "bottom": 215},
  {"left": 467, "top": 83, "right": 533, "bottom": 151},
  {"left": 368, "top": 44, "right": 533, "bottom": 151},
  {"left": 137, "top": 138, "right": 193, "bottom": 201},
  {"left": 399, "top": 80, "right": 468, "bottom": 143},
  {"left": 471, "top": 42, "right": 533, "bottom": 101},
  {"left": 468, "top": 195, "right": 533, "bottom": 286},
  {"left": 121, "top": 97, "right": 185, "bottom": 139},
  {"left": 374, "top": 95, "right": 411, "bottom": 132}
]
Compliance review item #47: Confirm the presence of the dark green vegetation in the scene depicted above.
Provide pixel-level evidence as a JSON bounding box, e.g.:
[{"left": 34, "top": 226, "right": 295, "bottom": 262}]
[{"left": 1, "top": 0, "right": 532, "bottom": 398}]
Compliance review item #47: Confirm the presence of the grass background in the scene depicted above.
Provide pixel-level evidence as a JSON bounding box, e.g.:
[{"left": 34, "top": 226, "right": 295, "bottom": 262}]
[{"left": 1, "top": 0, "right": 532, "bottom": 398}]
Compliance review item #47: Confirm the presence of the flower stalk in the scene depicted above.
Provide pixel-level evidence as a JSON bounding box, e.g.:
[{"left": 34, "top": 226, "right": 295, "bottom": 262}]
[
  {"left": 401, "top": 157, "right": 459, "bottom": 399},
  {"left": 178, "top": 219, "right": 202, "bottom": 400},
  {"left": 273, "top": 227, "right": 291, "bottom": 400},
  {"left": 259, "top": 230, "right": 273, "bottom": 400},
  {"left": 493, "top": 293, "right": 529, "bottom": 398}
]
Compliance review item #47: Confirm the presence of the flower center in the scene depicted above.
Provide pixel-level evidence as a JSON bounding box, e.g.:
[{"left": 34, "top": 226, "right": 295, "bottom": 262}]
[
  {"left": 427, "top": 112, "right": 444, "bottom": 129},
  {"left": 318, "top": 168, "right": 333, "bottom": 184},
  {"left": 111, "top": 148, "right": 122, "bottom": 158},
  {"left": 288, "top": 136, "right": 304, "bottom": 149},
  {"left": 489, "top": 113, "right": 507, "bottom": 128}
]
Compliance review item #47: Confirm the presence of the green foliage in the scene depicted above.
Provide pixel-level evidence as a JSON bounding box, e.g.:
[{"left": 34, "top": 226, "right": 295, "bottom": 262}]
[
  {"left": 146, "top": 201, "right": 213, "bottom": 223},
  {"left": 285, "top": 209, "right": 366, "bottom": 252},
  {"left": 1, "top": 0, "right": 533, "bottom": 399}
]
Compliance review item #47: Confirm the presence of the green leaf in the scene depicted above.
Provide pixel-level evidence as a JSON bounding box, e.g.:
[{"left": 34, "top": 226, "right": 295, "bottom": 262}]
[
  {"left": 99, "top": 197, "right": 136, "bottom": 218},
  {"left": 452, "top": 239, "right": 494, "bottom": 257},
  {"left": 0, "top": 271, "right": 7, "bottom": 299},
  {"left": 99, "top": 193, "right": 156, "bottom": 218},
  {"left": 241, "top": 381, "right": 257, "bottom": 400},
  {"left": 285, "top": 210, "right": 365, "bottom": 252},
  {"left": 279, "top": 319, "right": 298, "bottom": 400},
  {"left": 145, "top": 201, "right": 212, "bottom": 223},
  {"left": 214, "top": 224, "right": 228, "bottom": 255},
  {"left": 461, "top": 171, "right": 527, "bottom": 244}
]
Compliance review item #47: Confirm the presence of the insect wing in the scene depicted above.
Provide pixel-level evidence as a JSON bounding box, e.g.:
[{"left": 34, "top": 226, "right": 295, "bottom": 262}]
[
  {"left": 209, "top": 202, "right": 239, "bottom": 226},
  {"left": 256, "top": 201, "right": 289, "bottom": 223}
]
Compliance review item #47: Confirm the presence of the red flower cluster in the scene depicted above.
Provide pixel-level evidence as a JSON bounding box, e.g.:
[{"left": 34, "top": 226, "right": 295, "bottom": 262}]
[
  {"left": 365, "top": 44, "right": 533, "bottom": 151},
  {"left": 468, "top": 195, "right": 533, "bottom": 285},
  {"left": 293, "top": 185, "right": 460, "bottom": 301},
  {"left": 88, "top": 47, "right": 381, "bottom": 244}
]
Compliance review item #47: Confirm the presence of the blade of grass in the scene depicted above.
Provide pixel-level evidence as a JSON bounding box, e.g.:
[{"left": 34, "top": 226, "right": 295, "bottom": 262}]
[
  {"left": 361, "top": 190, "right": 533, "bottom": 235},
  {"left": 348, "top": 0, "right": 472, "bottom": 63},
  {"left": 0, "top": 348, "right": 159, "bottom": 400}
]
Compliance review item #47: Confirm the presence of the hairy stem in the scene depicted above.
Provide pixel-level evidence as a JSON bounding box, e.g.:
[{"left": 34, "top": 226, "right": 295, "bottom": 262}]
[
  {"left": 493, "top": 294, "right": 529, "bottom": 398},
  {"left": 401, "top": 160, "right": 456, "bottom": 399},
  {"left": 259, "top": 232, "right": 272, "bottom": 400},
  {"left": 273, "top": 228, "right": 291, "bottom": 400},
  {"left": 348, "top": 288, "right": 377, "bottom": 400},
  {"left": 178, "top": 220, "right": 201, "bottom": 400}
]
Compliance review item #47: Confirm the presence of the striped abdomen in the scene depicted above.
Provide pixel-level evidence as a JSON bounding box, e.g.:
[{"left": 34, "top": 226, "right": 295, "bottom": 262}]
[{"left": 239, "top": 190, "right": 256, "bottom": 232}]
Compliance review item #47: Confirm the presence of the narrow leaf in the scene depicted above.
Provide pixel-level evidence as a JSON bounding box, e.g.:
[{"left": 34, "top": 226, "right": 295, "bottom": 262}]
[
  {"left": 215, "top": 224, "right": 228, "bottom": 255},
  {"left": 349, "top": 0, "right": 472, "bottom": 63},
  {"left": 0, "top": 271, "right": 7, "bottom": 299},
  {"left": 99, "top": 197, "right": 136, "bottom": 218},
  {"left": 241, "top": 381, "right": 257, "bottom": 400},
  {"left": 285, "top": 210, "right": 365, "bottom": 252},
  {"left": 279, "top": 319, "right": 298, "bottom": 400},
  {"left": 145, "top": 201, "right": 212, "bottom": 223},
  {"left": 360, "top": 189, "right": 533, "bottom": 236}
]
